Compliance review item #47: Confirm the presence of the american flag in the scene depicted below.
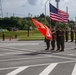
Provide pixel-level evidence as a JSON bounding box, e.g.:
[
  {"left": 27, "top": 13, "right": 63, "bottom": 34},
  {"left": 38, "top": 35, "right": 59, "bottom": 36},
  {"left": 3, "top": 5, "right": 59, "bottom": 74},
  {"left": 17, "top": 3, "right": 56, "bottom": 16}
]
[{"left": 49, "top": 3, "right": 69, "bottom": 23}]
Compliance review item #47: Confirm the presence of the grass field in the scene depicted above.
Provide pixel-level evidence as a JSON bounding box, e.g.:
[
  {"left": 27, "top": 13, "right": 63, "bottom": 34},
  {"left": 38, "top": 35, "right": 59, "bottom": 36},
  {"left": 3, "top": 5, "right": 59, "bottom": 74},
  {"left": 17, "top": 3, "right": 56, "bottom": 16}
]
[
  {"left": 0, "top": 29, "right": 74, "bottom": 41},
  {"left": 0, "top": 30, "right": 45, "bottom": 40}
]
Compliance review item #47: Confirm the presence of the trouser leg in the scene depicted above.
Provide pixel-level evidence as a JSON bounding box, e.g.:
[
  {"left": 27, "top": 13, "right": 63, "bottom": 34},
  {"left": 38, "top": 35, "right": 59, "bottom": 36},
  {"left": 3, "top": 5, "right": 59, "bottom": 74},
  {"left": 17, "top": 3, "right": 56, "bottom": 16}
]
[
  {"left": 60, "top": 38, "right": 64, "bottom": 50},
  {"left": 57, "top": 40, "right": 60, "bottom": 50},
  {"left": 51, "top": 40, "right": 55, "bottom": 49}
]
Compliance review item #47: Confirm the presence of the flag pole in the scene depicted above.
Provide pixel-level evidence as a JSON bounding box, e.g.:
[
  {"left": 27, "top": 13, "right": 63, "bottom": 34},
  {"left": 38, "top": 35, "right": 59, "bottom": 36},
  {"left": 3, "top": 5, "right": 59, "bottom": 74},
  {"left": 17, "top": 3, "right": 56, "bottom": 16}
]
[
  {"left": 66, "top": 6, "right": 68, "bottom": 13},
  {"left": 45, "top": 1, "right": 47, "bottom": 26},
  {"left": 75, "top": 17, "right": 76, "bottom": 48},
  {"left": 66, "top": 6, "right": 69, "bottom": 23},
  {"left": 49, "top": 0, "right": 52, "bottom": 28},
  {"left": 45, "top": 0, "right": 51, "bottom": 26},
  {"left": 55, "top": 0, "right": 60, "bottom": 28},
  {"left": 45, "top": 0, "right": 49, "bottom": 26}
]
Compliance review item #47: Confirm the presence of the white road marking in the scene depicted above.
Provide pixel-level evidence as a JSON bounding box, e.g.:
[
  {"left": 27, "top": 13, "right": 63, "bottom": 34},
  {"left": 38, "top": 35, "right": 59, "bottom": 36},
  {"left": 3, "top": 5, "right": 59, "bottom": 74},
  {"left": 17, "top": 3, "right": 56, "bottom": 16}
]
[
  {"left": 71, "top": 63, "right": 76, "bottom": 75},
  {"left": 6, "top": 66, "right": 29, "bottom": 75},
  {"left": 39, "top": 63, "right": 58, "bottom": 75},
  {"left": 0, "top": 61, "right": 75, "bottom": 71}
]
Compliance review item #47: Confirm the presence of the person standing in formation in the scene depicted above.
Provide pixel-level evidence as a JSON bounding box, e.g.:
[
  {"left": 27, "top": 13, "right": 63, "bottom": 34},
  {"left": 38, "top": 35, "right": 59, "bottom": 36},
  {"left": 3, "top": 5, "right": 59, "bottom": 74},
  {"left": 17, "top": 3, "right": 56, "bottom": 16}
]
[
  {"left": 74, "top": 29, "right": 76, "bottom": 49},
  {"left": 65, "top": 28, "right": 69, "bottom": 42},
  {"left": 44, "top": 37, "right": 50, "bottom": 50},
  {"left": 50, "top": 27, "right": 55, "bottom": 50},
  {"left": 55, "top": 27, "right": 65, "bottom": 51},
  {"left": 59, "top": 27, "right": 65, "bottom": 51},
  {"left": 55, "top": 27, "right": 61, "bottom": 51},
  {"left": 70, "top": 28, "right": 74, "bottom": 42},
  {"left": 44, "top": 26, "right": 50, "bottom": 50}
]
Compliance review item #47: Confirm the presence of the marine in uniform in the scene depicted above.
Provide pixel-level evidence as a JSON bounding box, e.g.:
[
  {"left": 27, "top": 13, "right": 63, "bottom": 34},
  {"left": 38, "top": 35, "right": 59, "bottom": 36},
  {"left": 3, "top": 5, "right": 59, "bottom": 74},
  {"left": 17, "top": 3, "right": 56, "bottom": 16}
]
[
  {"left": 45, "top": 37, "right": 50, "bottom": 50},
  {"left": 59, "top": 27, "right": 65, "bottom": 51},
  {"left": 70, "top": 29, "right": 74, "bottom": 42},
  {"left": 44, "top": 26, "right": 50, "bottom": 50},
  {"left": 74, "top": 29, "right": 76, "bottom": 49},
  {"left": 65, "top": 28, "right": 69, "bottom": 42},
  {"left": 50, "top": 28, "right": 55, "bottom": 50},
  {"left": 56, "top": 27, "right": 61, "bottom": 51}
]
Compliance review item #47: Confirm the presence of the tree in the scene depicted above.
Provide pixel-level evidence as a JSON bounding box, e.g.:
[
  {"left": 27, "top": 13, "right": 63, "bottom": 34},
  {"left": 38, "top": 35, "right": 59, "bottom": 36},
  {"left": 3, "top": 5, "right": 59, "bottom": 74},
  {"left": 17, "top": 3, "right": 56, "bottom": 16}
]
[{"left": 39, "top": 13, "right": 45, "bottom": 18}]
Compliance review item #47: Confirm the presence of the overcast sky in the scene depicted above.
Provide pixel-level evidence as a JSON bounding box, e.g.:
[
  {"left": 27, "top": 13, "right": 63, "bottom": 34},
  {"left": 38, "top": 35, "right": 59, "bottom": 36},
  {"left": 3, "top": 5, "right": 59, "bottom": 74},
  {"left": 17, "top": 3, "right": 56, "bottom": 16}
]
[{"left": 1, "top": 0, "right": 76, "bottom": 21}]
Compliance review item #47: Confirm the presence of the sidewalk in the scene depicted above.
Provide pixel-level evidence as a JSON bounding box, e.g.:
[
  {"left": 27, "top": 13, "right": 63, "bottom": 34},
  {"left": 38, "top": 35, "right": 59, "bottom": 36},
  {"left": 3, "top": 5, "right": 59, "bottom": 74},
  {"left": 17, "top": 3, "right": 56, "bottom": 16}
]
[
  {"left": 0, "top": 39, "right": 76, "bottom": 50},
  {"left": 0, "top": 39, "right": 18, "bottom": 42}
]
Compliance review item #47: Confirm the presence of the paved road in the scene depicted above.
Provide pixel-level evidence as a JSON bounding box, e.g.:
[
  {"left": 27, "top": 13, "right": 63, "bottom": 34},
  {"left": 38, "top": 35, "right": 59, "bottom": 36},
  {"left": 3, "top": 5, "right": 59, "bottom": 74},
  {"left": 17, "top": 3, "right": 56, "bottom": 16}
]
[{"left": 0, "top": 40, "right": 76, "bottom": 75}]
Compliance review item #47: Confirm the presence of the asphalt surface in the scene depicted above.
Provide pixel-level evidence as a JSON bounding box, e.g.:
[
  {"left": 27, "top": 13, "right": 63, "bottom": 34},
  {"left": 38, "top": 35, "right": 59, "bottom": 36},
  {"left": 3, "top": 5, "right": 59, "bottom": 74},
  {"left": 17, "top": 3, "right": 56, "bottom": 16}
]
[{"left": 0, "top": 39, "right": 76, "bottom": 75}]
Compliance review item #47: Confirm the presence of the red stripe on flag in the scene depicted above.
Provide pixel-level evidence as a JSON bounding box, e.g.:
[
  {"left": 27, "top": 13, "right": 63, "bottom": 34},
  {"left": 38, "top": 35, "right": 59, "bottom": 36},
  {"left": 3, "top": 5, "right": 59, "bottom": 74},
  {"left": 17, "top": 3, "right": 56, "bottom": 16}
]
[{"left": 50, "top": 3, "right": 69, "bottom": 23}]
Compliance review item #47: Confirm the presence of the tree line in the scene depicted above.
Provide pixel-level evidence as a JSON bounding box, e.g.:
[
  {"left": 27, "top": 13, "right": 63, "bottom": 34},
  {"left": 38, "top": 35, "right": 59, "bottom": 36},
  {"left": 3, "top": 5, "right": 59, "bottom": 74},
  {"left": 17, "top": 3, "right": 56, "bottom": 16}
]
[{"left": 0, "top": 13, "right": 75, "bottom": 31}]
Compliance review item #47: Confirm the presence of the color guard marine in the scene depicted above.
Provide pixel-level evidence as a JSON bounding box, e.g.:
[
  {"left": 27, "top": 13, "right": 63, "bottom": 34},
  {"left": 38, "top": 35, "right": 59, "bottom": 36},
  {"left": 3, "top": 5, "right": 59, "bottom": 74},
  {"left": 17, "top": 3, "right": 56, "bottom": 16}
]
[
  {"left": 74, "top": 29, "right": 76, "bottom": 49},
  {"left": 59, "top": 27, "right": 65, "bottom": 51},
  {"left": 44, "top": 37, "right": 50, "bottom": 50},
  {"left": 56, "top": 27, "right": 65, "bottom": 51},
  {"left": 50, "top": 28, "right": 55, "bottom": 50},
  {"left": 44, "top": 26, "right": 51, "bottom": 50},
  {"left": 65, "top": 28, "right": 69, "bottom": 42},
  {"left": 70, "top": 28, "right": 74, "bottom": 42},
  {"left": 56, "top": 27, "right": 61, "bottom": 51}
]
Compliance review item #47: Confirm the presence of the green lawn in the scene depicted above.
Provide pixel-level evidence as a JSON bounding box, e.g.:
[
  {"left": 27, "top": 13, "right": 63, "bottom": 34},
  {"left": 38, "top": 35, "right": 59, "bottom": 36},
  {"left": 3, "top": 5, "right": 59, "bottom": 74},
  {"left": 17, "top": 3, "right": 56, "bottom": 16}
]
[
  {"left": 0, "top": 29, "right": 74, "bottom": 41},
  {"left": 0, "top": 30, "right": 45, "bottom": 40}
]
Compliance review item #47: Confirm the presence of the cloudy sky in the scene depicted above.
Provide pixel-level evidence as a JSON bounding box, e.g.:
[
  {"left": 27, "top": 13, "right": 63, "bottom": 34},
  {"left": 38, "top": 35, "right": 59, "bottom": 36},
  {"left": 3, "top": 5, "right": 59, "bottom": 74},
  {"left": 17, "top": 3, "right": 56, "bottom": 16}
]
[{"left": 1, "top": 0, "right": 76, "bottom": 21}]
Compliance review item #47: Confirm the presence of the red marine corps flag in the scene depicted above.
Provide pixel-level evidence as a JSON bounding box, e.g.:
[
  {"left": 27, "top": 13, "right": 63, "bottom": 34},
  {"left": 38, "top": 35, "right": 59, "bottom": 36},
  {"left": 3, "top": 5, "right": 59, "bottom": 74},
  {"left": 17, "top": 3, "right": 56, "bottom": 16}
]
[{"left": 32, "top": 18, "right": 52, "bottom": 40}]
